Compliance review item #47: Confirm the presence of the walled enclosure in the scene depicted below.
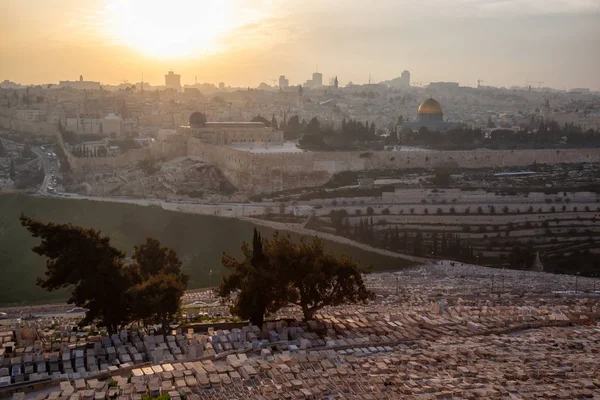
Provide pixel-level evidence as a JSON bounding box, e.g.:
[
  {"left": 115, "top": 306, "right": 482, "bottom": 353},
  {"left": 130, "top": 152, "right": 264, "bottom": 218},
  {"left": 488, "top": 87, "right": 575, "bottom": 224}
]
[
  {"left": 186, "top": 143, "right": 600, "bottom": 194},
  {"left": 57, "top": 130, "right": 600, "bottom": 194}
]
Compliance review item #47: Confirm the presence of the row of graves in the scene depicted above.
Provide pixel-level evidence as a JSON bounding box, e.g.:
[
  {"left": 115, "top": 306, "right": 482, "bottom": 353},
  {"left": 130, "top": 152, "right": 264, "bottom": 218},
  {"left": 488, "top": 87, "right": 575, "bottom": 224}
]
[
  {"left": 1, "top": 263, "right": 600, "bottom": 398},
  {"left": 4, "top": 320, "right": 600, "bottom": 399}
]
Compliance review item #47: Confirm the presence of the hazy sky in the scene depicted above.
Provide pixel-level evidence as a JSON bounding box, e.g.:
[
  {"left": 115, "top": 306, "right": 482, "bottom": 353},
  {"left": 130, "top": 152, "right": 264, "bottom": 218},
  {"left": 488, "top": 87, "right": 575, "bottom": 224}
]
[{"left": 2, "top": 0, "right": 599, "bottom": 89}]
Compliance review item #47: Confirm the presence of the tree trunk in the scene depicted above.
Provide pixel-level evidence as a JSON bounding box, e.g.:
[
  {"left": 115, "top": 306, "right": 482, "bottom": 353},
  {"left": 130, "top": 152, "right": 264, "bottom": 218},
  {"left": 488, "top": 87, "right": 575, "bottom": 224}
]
[
  {"left": 250, "top": 312, "right": 264, "bottom": 329},
  {"left": 302, "top": 306, "right": 317, "bottom": 322}
]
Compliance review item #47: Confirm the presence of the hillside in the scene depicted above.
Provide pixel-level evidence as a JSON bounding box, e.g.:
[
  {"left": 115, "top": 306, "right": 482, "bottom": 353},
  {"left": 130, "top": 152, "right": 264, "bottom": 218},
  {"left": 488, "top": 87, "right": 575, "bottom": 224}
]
[{"left": 0, "top": 194, "right": 415, "bottom": 305}]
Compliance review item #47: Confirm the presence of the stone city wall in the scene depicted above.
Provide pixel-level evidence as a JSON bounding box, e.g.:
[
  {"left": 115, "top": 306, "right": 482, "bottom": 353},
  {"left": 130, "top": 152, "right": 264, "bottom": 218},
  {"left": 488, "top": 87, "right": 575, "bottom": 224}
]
[
  {"left": 0, "top": 115, "right": 58, "bottom": 136},
  {"left": 64, "top": 132, "right": 600, "bottom": 194},
  {"left": 188, "top": 146, "right": 600, "bottom": 194},
  {"left": 58, "top": 132, "right": 188, "bottom": 172}
]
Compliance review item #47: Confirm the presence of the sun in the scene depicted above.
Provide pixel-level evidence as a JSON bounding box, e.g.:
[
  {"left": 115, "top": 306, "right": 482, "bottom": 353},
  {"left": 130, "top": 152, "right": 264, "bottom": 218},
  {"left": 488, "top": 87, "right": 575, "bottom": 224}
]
[{"left": 104, "top": 0, "right": 236, "bottom": 59}]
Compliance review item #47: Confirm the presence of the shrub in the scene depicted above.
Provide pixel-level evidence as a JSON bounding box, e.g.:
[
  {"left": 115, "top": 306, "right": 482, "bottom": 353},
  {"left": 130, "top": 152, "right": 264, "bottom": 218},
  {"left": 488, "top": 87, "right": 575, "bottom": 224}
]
[
  {"left": 424, "top": 208, "right": 429, "bottom": 215},
  {"left": 382, "top": 208, "right": 390, "bottom": 215},
  {"left": 366, "top": 206, "right": 374, "bottom": 215},
  {"left": 436, "top": 208, "right": 443, "bottom": 215}
]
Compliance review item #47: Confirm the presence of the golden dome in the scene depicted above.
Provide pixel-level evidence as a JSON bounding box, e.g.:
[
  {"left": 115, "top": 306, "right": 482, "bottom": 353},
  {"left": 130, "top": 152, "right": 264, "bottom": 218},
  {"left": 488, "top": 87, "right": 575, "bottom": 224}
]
[{"left": 418, "top": 98, "right": 443, "bottom": 115}]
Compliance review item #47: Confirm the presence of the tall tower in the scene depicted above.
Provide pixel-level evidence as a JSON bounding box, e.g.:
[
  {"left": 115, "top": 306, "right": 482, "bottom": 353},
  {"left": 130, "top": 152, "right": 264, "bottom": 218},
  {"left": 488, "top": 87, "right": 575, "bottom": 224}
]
[
  {"left": 165, "top": 70, "right": 182, "bottom": 92},
  {"left": 279, "top": 75, "right": 289, "bottom": 88},
  {"left": 401, "top": 70, "right": 410, "bottom": 87},
  {"left": 312, "top": 72, "right": 323, "bottom": 88}
]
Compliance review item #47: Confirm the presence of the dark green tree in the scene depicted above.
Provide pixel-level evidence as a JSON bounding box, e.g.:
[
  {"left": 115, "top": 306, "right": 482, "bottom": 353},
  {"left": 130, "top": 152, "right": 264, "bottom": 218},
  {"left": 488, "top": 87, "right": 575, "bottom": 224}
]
[
  {"left": 270, "top": 234, "right": 374, "bottom": 320},
  {"left": 129, "top": 239, "right": 188, "bottom": 331},
  {"left": 219, "top": 230, "right": 374, "bottom": 323},
  {"left": 271, "top": 114, "right": 278, "bottom": 130},
  {"left": 413, "top": 232, "right": 423, "bottom": 256},
  {"left": 9, "top": 160, "right": 16, "bottom": 180},
  {"left": 218, "top": 229, "right": 287, "bottom": 327},
  {"left": 20, "top": 215, "right": 134, "bottom": 333},
  {"left": 251, "top": 115, "right": 271, "bottom": 127}
]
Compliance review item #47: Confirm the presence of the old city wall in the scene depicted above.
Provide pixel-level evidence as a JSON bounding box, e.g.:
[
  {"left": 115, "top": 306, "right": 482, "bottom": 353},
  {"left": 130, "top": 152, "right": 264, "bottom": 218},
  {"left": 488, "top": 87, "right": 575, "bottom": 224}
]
[
  {"left": 189, "top": 146, "right": 600, "bottom": 194},
  {"left": 0, "top": 115, "right": 58, "bottom": 136},
  {"left": 362, "top": 148, "right": 599, "bottom": 169},
  {"left": 63, "top": 131, "right": 600, "bottom": 194},
  {"left": 187, "top": 138, "right": 254, "bottom": 189}
]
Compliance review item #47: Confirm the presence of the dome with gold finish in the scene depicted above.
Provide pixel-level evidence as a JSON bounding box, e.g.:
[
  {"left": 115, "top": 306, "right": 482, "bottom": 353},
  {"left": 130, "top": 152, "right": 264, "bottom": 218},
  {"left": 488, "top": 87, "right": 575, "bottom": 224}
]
[{"left": 417, "top": 98, "right": 443, "bottom": 115}]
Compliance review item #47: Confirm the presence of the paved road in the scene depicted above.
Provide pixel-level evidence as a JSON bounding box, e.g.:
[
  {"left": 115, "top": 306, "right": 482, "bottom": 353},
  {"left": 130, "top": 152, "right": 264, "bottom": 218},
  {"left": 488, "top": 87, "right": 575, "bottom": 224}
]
[{"left": 32, "top": 147, "right": 60, "bottom": 195}]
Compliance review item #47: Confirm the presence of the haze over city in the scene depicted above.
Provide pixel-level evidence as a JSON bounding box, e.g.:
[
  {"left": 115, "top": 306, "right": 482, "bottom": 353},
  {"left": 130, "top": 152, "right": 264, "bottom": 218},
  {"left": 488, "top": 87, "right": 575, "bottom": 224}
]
[
  {"left": 2, "top": 1, "right": 600, "bottom": 399},
  {"left": 2, "top": 0, "right": 600, "bottom": 89}
]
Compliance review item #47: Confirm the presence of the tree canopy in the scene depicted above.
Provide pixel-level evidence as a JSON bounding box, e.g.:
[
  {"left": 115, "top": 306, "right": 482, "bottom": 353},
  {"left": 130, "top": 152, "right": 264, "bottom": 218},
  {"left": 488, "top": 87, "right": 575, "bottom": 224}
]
[
  {"left": 251, "top": 115, "right": 271, "bottom": 128},
  {"left": 20, "top": 216, "right": 188, "bottom": 333},
  {"left": 218, "top": 229, "right": 289, "bottom": 327},
  {"left": 218, "top": 229, "right": 374, "bottom": 325}
]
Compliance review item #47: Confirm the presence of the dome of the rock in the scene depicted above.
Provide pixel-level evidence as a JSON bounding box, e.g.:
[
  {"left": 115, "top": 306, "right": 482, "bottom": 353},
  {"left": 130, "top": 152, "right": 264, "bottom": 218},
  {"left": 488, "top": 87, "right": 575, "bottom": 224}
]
[{"left": 417, "top": 98, "right": 443, "bottom": 115}]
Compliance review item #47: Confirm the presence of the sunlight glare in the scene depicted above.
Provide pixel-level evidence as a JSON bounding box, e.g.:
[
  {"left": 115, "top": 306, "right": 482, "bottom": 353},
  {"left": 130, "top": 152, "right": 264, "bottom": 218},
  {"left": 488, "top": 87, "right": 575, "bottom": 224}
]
[{"left": 105, "top": 0, "right": 236, "bottom": 59}]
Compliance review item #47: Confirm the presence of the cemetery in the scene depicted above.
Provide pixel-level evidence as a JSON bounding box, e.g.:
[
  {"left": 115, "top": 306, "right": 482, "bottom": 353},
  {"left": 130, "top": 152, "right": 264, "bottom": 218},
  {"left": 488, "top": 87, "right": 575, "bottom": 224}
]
[{"left": 1, "top": 262, "right": 599, "bottom": 399}]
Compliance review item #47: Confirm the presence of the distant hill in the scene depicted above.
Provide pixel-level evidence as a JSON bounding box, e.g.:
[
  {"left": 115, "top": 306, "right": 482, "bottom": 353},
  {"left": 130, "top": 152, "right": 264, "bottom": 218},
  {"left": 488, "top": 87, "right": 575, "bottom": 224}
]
[{"left": 0, "top": 194, "right": 415, "bottom": 306}]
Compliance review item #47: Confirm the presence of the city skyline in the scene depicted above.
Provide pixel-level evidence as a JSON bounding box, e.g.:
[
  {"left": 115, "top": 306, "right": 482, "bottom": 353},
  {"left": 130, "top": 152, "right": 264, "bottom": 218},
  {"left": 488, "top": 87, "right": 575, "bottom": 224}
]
[{"left": 1, "top": 0, "right": 600, "bottom": 90}]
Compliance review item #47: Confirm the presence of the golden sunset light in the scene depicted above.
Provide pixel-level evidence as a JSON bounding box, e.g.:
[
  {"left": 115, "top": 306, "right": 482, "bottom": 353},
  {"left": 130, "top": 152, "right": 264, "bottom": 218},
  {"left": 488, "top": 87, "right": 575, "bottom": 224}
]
[
  {"left": 104, "top": 0, "right": 237, "bottom": 59},
  {"left": 1, "top": 1, "right": 600, "bottom": 397}
]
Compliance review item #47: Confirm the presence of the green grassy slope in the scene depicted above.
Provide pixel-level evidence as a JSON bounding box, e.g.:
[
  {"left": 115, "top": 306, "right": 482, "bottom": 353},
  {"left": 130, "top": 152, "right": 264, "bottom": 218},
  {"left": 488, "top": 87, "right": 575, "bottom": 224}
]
[{"left": 0, "top": 195, "right": 415, "bottom": 305}]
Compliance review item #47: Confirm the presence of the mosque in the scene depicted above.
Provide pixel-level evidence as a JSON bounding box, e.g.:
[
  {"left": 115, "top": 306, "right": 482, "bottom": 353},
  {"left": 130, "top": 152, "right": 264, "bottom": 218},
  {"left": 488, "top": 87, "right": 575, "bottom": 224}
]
[
  {"left": 178, "top": 112, "right": 282, "bottom": 145},
  {"left": 400, "top": 98, "right": 460, "bottom": 131}
]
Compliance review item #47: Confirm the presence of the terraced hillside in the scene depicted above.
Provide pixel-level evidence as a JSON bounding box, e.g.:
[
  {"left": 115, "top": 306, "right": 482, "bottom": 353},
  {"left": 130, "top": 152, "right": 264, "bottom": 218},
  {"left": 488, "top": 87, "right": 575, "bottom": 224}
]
[{"left": 307, "top": 190, "right": 600, "bottom": 275}]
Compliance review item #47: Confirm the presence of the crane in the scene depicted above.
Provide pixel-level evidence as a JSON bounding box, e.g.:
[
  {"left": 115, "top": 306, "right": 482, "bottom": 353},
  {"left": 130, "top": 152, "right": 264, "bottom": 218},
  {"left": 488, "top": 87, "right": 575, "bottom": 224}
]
[
  {"left": 527, "top": 80, "right": 544, "bottom": 89},
  {"left": 477, "top": 79, "right": 484, "bottom": 88},
  {"left": 269, "top": 78, "right": 278, "bottom": 87}
]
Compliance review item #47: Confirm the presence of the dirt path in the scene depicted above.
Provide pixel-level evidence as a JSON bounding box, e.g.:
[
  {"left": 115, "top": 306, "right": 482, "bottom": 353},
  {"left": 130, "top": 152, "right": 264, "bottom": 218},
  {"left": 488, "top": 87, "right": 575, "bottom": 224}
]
[{"left": 238, "top": 217, "right": 427, "bottom": 264}]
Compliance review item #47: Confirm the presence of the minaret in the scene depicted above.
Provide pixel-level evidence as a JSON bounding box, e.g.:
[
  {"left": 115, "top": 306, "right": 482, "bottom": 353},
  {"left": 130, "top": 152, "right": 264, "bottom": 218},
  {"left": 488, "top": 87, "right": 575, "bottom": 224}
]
[{"left": 532, "top": 252, "right": 544, "bottom": 272}]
